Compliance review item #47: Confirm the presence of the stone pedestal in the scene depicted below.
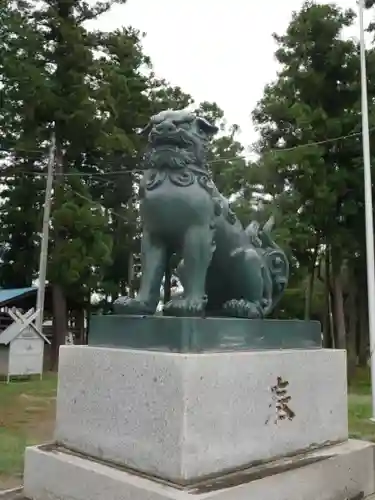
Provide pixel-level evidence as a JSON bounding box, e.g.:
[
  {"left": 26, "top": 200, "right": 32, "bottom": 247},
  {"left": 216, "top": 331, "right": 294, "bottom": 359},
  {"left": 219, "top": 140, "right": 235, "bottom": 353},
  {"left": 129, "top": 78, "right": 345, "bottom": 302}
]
[
  {"left": 88, "top": 315, "right": 322, "bottom": 352},
  {"left": 53, "top": 346, "right": 347, "bottom": 482},
  {"left": 22, "top": 336, "right": 375, "bottom": 499}
]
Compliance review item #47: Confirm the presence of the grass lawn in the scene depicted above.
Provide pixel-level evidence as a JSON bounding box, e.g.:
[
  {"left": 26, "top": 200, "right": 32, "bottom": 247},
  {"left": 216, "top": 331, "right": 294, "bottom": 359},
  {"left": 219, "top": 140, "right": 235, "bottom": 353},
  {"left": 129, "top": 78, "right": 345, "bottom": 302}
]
[
  {"left": 0, "top": 373, "right": 57, "bottom": 490},
  {"left": 348, "top": 367, "right": 375, "bottom": 441},
  {"left": 0, "top": 368, "right": 374, "bottom": 491}
]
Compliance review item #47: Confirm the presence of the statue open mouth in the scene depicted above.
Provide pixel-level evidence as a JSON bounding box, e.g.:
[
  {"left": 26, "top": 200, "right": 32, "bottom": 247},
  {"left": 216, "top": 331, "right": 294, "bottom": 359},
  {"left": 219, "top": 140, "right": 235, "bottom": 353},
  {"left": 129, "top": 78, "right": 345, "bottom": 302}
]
[
  {"left": 142, "top": 143, "right": 199, "bottom": 171},
  {"left": 149, "top": 129, "right": 195, "bottom": 149}
]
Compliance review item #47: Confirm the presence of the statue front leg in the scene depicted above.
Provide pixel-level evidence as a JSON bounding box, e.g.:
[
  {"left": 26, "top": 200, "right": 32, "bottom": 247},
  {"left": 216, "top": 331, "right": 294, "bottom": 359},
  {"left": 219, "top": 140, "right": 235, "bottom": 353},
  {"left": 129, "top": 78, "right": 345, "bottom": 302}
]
[
  {"left": 114, "top": 231, "right": 166, "bottom": 315},
  {"left": 164, "top": 225, "right": 215, "bottom": 317}
]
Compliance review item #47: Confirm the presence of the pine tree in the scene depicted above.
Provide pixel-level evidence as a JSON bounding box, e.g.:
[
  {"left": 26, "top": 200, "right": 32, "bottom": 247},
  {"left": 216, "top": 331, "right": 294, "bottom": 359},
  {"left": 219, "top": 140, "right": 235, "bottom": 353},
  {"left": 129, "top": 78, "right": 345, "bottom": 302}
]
[
  {"left": 0, "top": 0, "right": 52, "bottom": 287},
  {"left": 252, "top": 1, "right": 375, "bottom": 357}
]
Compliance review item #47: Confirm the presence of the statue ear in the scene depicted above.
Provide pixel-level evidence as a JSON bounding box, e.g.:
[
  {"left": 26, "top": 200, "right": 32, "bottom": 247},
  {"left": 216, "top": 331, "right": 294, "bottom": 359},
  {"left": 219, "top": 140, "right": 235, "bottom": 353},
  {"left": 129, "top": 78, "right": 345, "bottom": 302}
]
[
  {"left": 138, "top": 121, "right": 153, "bottom": 137},
  {"left": 196, "top": 117, "right": 219, "bottom": 137}
]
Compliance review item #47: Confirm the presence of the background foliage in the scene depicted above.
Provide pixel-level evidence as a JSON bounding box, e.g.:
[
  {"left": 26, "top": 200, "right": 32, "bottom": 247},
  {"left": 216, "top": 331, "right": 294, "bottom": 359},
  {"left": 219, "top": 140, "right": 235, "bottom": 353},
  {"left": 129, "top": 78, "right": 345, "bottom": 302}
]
[{"left": 1, "top": 0, "right": 374, "bottom": 375}]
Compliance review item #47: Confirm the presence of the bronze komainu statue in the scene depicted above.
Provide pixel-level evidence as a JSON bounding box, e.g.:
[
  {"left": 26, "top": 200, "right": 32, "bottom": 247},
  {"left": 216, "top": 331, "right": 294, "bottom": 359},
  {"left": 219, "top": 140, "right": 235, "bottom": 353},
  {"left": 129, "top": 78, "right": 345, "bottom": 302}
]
[{"left": 114, "top": 109, "right": 289, "bottom": 318}]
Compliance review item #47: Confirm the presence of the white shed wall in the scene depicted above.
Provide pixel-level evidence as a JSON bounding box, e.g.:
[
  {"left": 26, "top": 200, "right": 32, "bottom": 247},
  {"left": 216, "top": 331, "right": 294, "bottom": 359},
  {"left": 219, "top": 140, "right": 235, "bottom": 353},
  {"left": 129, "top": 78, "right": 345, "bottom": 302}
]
[{"left": 8, "top": 335, "right": 44, "bottom": 377}]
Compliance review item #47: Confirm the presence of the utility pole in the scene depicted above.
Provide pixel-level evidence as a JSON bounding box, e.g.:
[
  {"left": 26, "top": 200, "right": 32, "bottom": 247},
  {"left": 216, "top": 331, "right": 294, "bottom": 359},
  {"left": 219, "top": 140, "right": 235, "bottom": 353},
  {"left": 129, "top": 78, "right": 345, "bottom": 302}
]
[
  {"left": 358, "top": 0, "right": 375, "bottom": 420},
  {"left": 35, "top": 133, "right": 55, "bottom": 334}
]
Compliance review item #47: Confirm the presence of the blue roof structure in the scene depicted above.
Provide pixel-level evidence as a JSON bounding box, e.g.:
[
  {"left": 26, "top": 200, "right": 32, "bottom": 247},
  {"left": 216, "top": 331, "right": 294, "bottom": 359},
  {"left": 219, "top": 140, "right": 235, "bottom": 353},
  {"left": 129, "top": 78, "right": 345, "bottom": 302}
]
[{"left": 0, "top": 287, "right": 37, "bottom": 305}]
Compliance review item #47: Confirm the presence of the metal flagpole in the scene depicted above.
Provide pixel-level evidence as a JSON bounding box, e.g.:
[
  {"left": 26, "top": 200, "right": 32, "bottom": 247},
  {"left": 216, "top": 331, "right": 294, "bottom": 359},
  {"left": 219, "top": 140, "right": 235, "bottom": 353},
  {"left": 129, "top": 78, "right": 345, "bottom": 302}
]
[
  {"left": 358, "top": 0, "right": 375, "bottom": 420},
  {"left": 35, "top": 133, "right": 55, "bottom": 335}
]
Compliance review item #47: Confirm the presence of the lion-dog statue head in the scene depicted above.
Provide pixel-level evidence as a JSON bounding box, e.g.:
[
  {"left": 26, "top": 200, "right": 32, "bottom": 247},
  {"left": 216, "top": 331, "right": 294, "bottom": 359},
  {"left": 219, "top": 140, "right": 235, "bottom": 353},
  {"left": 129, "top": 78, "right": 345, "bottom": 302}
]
[{"left": 140, "top": 109, "right": 219, "bottom": 173}]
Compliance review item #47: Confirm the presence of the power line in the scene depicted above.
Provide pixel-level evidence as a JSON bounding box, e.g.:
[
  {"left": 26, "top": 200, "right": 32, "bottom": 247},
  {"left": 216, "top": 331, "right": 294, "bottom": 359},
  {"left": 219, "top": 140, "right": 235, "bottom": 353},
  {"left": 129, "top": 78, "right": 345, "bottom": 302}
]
[
  {"left": 72, "top": 189, "right": 132, "bottom": 223},
  {"left": 0, "top": 125, "right": 371, "bottom": 178},
  {"left": 256, "top": 128, "right": 370, "bottom": 154}
]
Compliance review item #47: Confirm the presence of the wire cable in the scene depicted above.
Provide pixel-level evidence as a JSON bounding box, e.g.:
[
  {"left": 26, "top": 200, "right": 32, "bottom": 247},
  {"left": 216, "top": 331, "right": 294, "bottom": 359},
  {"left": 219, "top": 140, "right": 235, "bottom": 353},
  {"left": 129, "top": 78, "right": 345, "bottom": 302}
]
[{"left": 0, "top": 125, "right": 370, "bottom": 177}]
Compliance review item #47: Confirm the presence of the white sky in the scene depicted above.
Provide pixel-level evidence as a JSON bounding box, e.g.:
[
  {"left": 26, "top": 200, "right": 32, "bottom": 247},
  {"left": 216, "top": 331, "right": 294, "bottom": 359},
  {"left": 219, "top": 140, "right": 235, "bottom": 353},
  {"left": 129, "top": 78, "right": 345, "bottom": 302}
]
[{"left": 94, "top": 0, "right": 371, "bottom": 147}]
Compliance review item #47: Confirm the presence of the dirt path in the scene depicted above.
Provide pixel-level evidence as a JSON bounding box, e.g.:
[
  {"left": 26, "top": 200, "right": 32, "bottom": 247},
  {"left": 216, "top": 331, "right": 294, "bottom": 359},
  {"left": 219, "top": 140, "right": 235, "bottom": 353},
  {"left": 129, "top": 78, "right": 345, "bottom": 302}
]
[{"left": 0, "top": 476, "right": 22, "bottom": 491}]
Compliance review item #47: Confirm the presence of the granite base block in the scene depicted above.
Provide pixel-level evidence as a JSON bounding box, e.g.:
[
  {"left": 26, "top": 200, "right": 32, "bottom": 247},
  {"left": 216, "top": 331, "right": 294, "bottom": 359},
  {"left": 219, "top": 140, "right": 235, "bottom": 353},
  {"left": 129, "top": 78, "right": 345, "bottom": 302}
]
[
  {"left": 88, "top": 315, "right": 322, "bottom": 352},
  {"left": 23, "top": 440, "right": 375, "bottom": 500},
  {"left": 54, "top": 346, "right": 348, "bottom": 483}
]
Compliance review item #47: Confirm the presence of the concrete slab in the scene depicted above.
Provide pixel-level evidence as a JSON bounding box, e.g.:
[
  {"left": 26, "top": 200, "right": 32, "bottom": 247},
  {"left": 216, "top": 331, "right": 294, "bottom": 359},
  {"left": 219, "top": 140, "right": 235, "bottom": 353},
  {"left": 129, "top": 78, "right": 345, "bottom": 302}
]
[{"left": 23, "top": 440, "right": 375, "bottom": 500}]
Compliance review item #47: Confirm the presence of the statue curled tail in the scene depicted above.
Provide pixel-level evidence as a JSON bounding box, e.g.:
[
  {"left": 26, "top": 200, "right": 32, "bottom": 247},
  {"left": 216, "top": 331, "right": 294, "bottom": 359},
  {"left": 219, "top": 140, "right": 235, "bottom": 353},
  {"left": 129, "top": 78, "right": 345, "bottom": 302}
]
[{"left": 246, "top": 216, "right": 290, "bottom": 317}]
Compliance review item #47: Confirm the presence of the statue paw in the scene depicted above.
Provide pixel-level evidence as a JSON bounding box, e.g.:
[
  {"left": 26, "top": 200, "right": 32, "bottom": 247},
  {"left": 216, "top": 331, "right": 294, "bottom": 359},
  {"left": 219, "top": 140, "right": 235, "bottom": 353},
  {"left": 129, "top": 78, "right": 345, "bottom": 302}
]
[
  {"left": 222, "top": 299, "right": 263, "bottom": 319},
  {"left": 163, "top": 296, "right": 207, "bottom": 317},
  {"left": 113, "top": 296, "right": 156, "bottom": 315}
]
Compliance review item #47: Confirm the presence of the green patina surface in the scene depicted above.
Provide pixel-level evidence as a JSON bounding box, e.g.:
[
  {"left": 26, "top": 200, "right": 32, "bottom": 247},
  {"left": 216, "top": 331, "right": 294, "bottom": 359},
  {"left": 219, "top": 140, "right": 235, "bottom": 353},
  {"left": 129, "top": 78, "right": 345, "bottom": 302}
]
[
  {"left": 113, "top": 109, "right": 289, "bottom": 320},
  {"left": 88, "top": 315, "right": 322, "bottom": 353}
]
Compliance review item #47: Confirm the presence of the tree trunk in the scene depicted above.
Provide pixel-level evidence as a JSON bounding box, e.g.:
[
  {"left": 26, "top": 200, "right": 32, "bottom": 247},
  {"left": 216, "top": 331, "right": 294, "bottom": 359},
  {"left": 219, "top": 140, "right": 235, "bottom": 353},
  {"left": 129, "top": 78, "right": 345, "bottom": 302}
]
[
  {"left": 304, "top": 268, "right": 315, "bottom": 321},
  {"left": 304, "top": 242, "right": 319, "bottom": 320},
  {"left": 75, "top": 307, "right": 85, "bottom": 344},
  {"left": 322, "top": 301, "right": 330, "bottom": 348},
  {"left": 347, "top": 274, "right": 358, "bottom": 383},
  {"left": 331, "top": 253, "right": 346, "bottom": 350},
  {"left": 86, "top": 294, "right": 91, "bottom": 345},
  {"left": 323, "top": 249, "right": 334, "bottom": 348},
  {"left": 50, "top": 144, "right": 68, "bottom": 369},
  {"left": 163, "top": 251, "right": 171, "bottom": 304},
  {"left": 358, "top": 287, "right": 369, "bottom": 366},
  {"left": 128, "top": 253, "right": 134, "bottom": 298},
  {"left": 51, "top": 283, "right": 68, "bottom": 370}
]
